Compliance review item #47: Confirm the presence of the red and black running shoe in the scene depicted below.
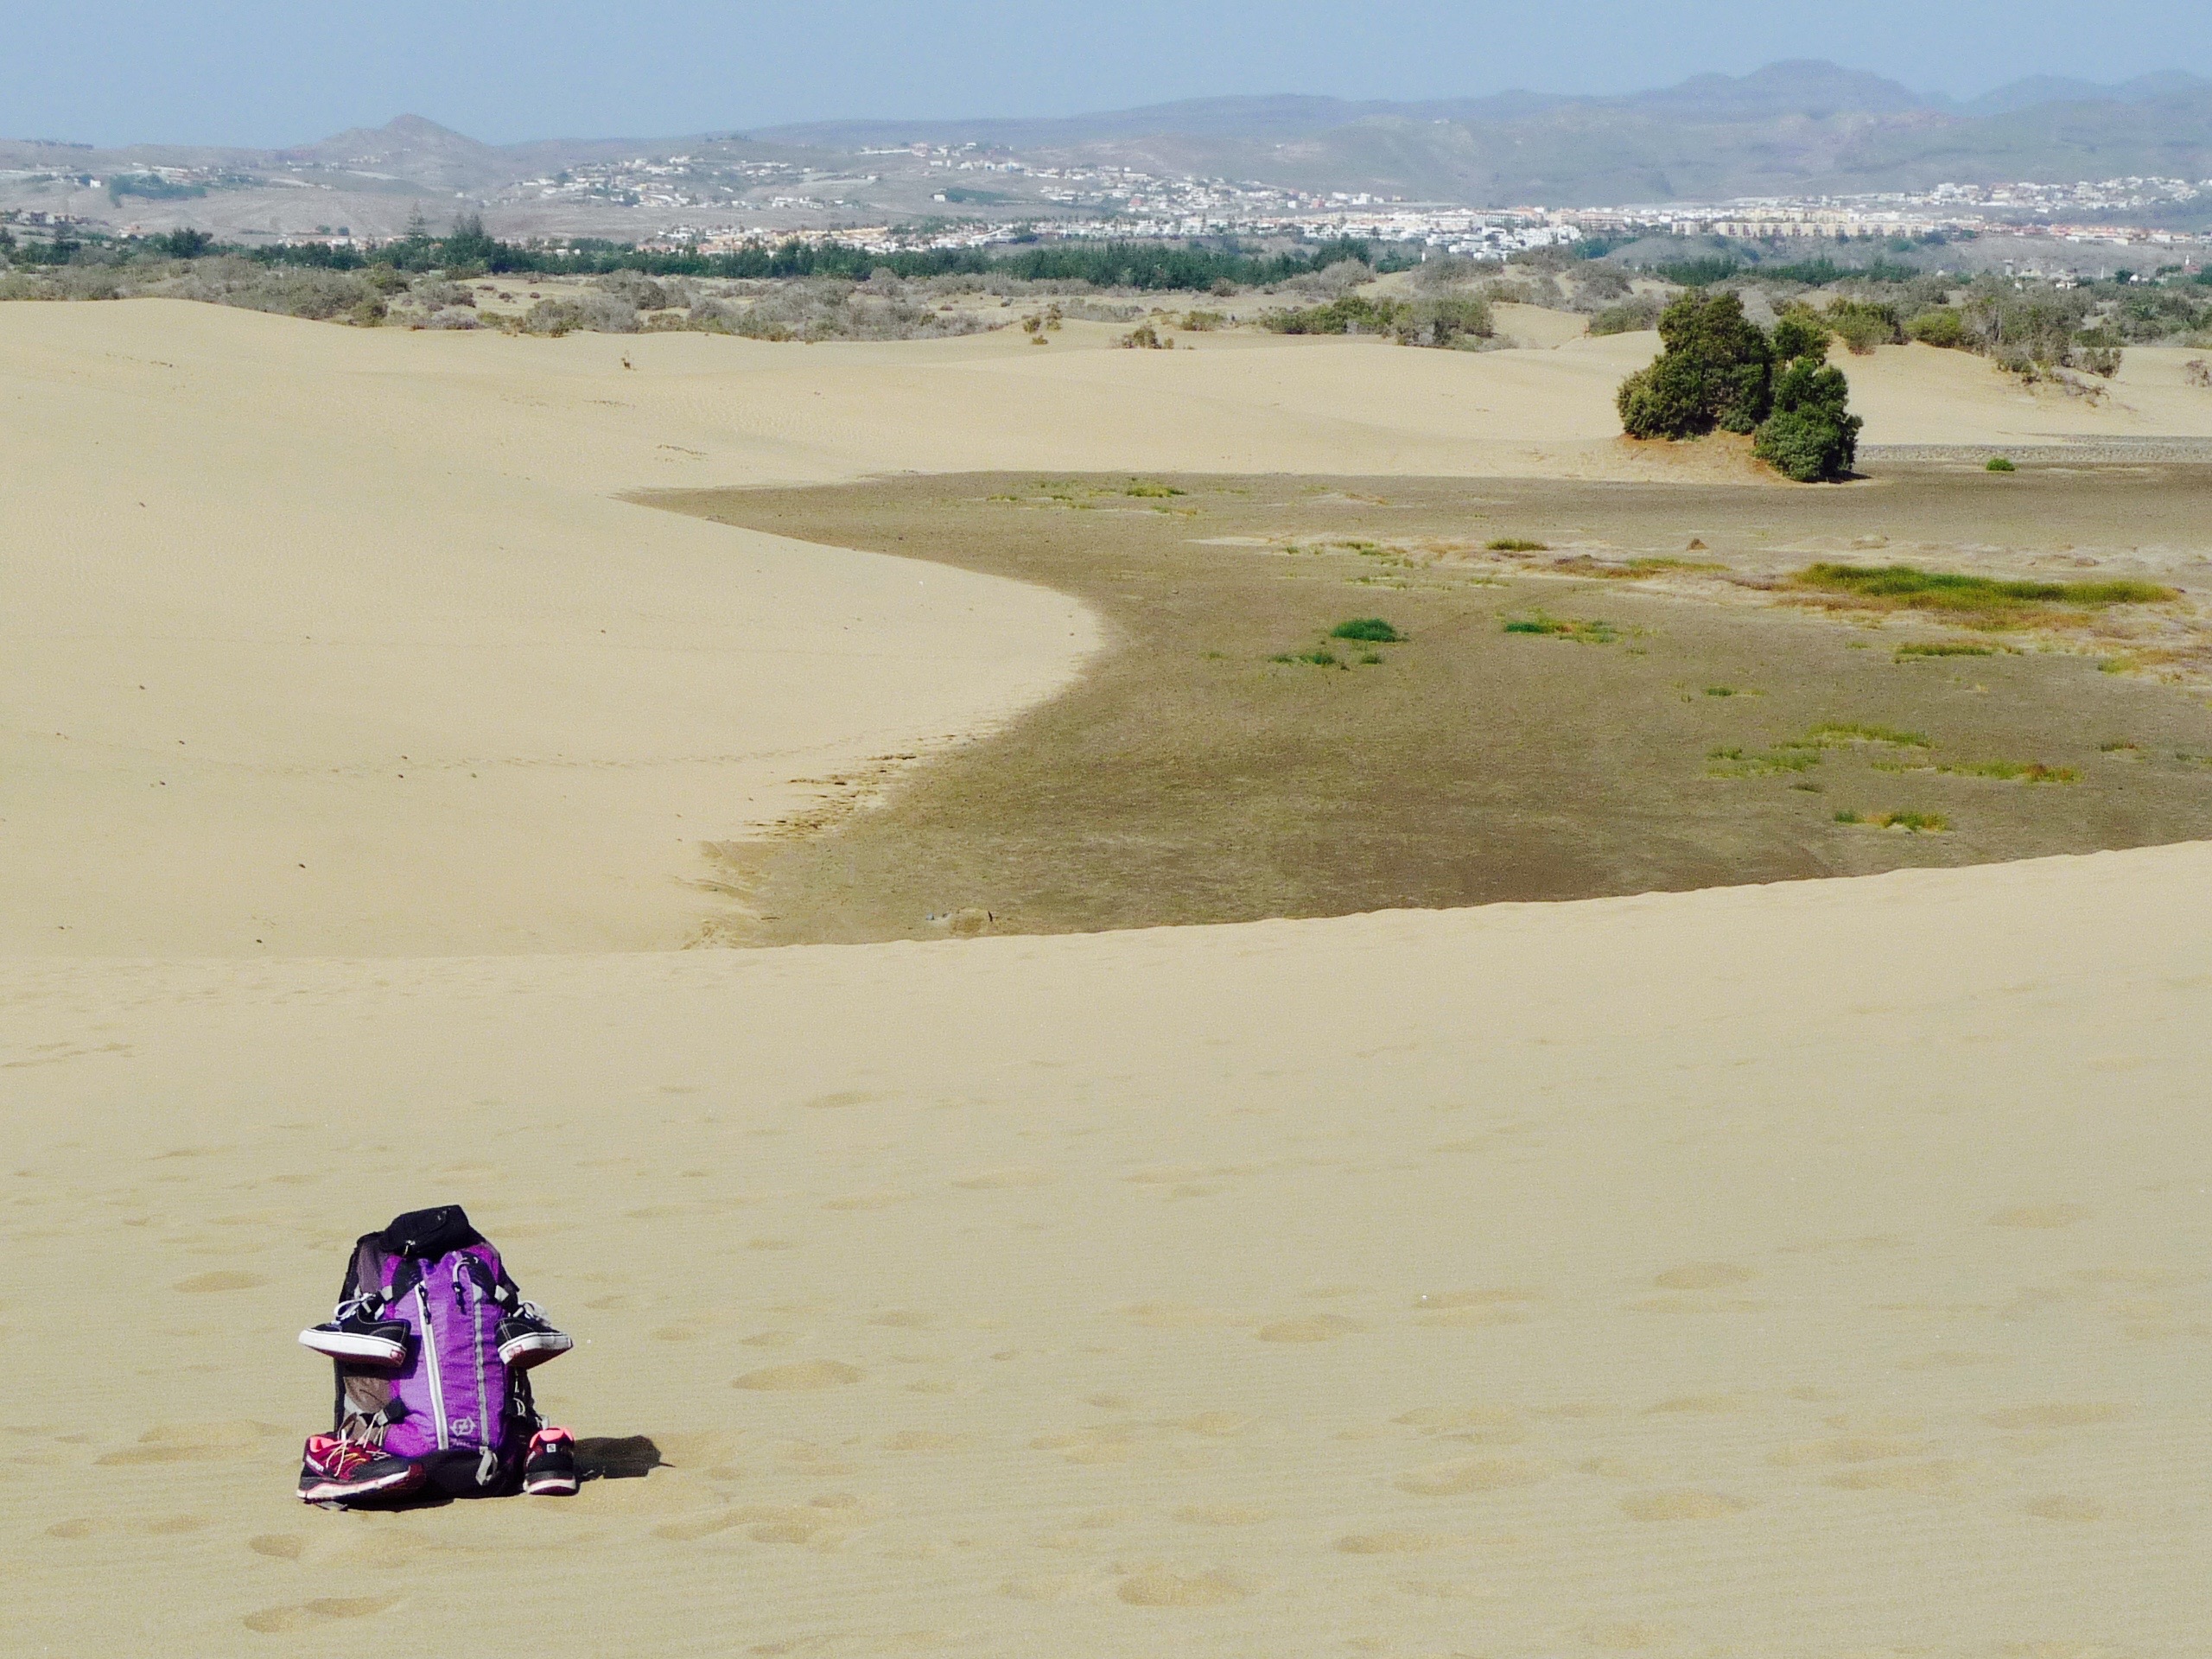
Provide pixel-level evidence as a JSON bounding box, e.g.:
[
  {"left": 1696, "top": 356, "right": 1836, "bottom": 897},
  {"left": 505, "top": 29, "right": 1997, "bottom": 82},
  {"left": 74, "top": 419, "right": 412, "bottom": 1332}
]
[{"left": 296, "top": 1434, "right": 427, "bottom": 1505}]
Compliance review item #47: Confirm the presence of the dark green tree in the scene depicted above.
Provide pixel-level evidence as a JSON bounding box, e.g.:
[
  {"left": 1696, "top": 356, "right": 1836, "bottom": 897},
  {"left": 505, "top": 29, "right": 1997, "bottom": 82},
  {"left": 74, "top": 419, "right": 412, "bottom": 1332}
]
[
  {"left": 1753, "top": 358, "right": 1862, "bottom": 481},
  {"left": 1614, "top": 292, "right": 1772, "bottom": 440},
  {"left": 441, "top": 213, "right": 498, "bottom": 270}
]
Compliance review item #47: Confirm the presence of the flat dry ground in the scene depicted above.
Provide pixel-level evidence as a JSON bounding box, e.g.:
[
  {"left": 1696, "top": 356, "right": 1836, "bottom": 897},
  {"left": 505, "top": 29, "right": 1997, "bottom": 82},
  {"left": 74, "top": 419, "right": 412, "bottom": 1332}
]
[
  {"left": 658, "top": 469, "right": 2212, "bottom": 944},
  {"left": 5, "top": 301, "right": 2212, "bottom": 1657}
]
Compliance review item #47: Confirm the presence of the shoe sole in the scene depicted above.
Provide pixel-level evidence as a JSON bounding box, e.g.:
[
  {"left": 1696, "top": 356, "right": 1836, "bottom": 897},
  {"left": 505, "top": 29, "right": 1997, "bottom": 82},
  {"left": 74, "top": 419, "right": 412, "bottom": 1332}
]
[
  {"left": 523, "top": 1473, "right": 579, "bottom": 1496},
  {"left": 297, "top": 1464, "right": 427, "bottom": 1504},
  {"left": 499, "top": 1332, "right": 574, "bottom": 1369},
  {"left": 298, "top": 1329, "right": 408, "bottom": 1365}
]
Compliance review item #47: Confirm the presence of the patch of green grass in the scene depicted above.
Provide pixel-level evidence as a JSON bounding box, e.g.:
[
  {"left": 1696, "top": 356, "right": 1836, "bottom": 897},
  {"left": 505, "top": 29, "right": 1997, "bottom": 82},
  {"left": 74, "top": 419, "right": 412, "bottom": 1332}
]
[
  {"left": 1704, "top": 685, "right": 1737, "bottom": 697},
  {"left": 2100, "top": 740, "right": 2141, "bottom": 754},
  {"left": 1792, "top": 562, "right": 2177, "bottom": 626},
  {"left": 1270, "top": 647, "right": 1340, "bottom": 667},
  {"left": 1805, "top": 721, "right": 1932, "bottom": 749},
  {"left": 1331, "top": 617, "right": 1402, "bottom": 643},
  {"left": 1835, "top": 809, "right": 1949, "bottom": 832},
  {"left": 1485, "top": 537, "right": 1549, "bottom": 552},
  {"left": 1894, "top": 639, "right": 1999, "bottom": 660},
  {"left": 1946, "top": 760, "right": 2075, "bottom": 783},
  {"left": 1708, "top": 747, "right": 1821, "bottom": 777},
  {"left": 1871, "top": 757, "right": 2077, "bottom": 783},
  {"left": 1986, "top": 456, "right": 2017, "bottom": 473},
  {"left": 1503, "top": 613, "right": 1618, "bottom": 644},
  {"left": 1122, "top": 480, "right": 1185, "bottom": 498},
  {"left": 1359, "top": 651, "right": 1384, "bottom": 665}
]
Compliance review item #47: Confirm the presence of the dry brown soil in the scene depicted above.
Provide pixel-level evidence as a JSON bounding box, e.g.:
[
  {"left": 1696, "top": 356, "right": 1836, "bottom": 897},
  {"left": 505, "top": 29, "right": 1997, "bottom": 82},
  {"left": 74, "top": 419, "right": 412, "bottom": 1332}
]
[{"left": 652, "top": 467, "right": 2212, "bottom": 944}]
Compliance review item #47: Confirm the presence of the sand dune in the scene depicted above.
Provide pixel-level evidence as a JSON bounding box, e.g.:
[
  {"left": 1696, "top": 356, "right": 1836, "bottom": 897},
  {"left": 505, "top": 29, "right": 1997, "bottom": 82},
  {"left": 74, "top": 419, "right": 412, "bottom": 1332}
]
[
  {"left": 5, "top": 845, "right": 2209, "bottom": 1655},
  {"left": 10, "top": 302, "right": 2209, "bottom": 953}
]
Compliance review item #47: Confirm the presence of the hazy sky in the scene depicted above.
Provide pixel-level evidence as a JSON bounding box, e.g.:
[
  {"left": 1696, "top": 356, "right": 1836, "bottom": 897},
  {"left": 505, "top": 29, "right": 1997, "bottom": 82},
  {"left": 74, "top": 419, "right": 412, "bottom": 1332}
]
[{"left": 8, "top": 0, "right": 2211, "bottom": 146}]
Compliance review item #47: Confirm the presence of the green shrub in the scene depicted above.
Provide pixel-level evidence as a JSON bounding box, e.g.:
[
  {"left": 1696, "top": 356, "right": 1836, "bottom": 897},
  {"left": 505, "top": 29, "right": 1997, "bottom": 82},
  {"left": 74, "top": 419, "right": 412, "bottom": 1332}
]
[
  {"left": 1752, "top": 358, "right": 1861, "bottom": 481},
  {"left": 1330, "top": 617, "right": 1402, "bottom": 642},
  {"left": 1905, "top": 308, "right": 1966, "bottom": 348},
  {"left": 1825, "top": 298, "right": 1901, "bottom": 354},
  {"left": 1616, "top": 291, "right": 1775, "bottom": 439},
  {"left": 1986, "top": 455, "right": 2016, "bottom": 472},
  {"left": 1484, "top": 537, "right": 1548, "bottom": 551},
  {"left": 1589, "top": 296, "right": 1665, "bottom": 335}
]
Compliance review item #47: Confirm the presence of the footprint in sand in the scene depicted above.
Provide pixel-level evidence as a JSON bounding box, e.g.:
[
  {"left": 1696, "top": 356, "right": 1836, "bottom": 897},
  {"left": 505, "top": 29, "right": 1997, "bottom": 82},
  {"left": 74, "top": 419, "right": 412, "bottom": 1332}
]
[
  {"left": 1990, "top": 1205, "right": 2094, "bottom": 1229},
  {"left": 1985, "top": 1403, "right": 2127, "bottom": 1430},
  {"left": 1899, "top": 1351, "right": 2009, "bottom": 1370},
  {"left": 242, "top": 1597, "right": 398, "bottom": 1634},
  {"left": 1652, "top": 1263, "right": 1757, "bottom": 1290},
  {"left": 1395, "top": 1406, "right": 1525, "bottom": 1445},
  {"left": 1621, "top": 1491, "right": 1751, "bottom": 1521},
  {"left": 1176, "top": 1503, "right": 1270, "bottom": 1525},
  {"left": 172, "top": 1271, "right": 267, "bottom": 1293},
  {"left": 248, "top": 1534, "right": 307, "bottom": 1560},
  {"left": 1584, "top": 1619, "right": 1680, "bottom": 1650},
  {"left": 1827, "top": 1460, "right": 1971, "bottom": 1493},
  {"left": 952, "top": 1166, "right": 1056, "bottom": 1190},
  {"left": 1768, "top": 1435, "right": 1923, "bottom": 1467},
  {"left": 1397, "top": 1457, "right": 1549, "bottom": 1497},
  {"left": 822, "top": 1191, "right": 909, "bottom": 1211},
  {"left": 1412, "top": 1289, "right": 1541, "bottom": 1328},
  {"left": 99, "top": 1421, "right": 286, "bottom": 1465},
  {"left": 1116, "top": 1567, "right": 1257, "bottom": 1606},
  {"left": 1256, "top": 1314, "right": 1365, "bottom": 1344},
  {"left": 732, "top": 1360, "right": 863, "bottom": 1391},
  {"left": 1335, "top": 1530, "right": 1452, "bottom": 1554},
  {"left": 2021, "top": 1494, "right": 2107, "bottom": 1522}
]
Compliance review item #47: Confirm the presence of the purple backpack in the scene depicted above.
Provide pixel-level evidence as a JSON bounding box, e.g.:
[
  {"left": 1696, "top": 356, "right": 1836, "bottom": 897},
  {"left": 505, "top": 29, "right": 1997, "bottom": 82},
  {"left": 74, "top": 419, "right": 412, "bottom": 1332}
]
[{"left": 317, "top": 1205, "right": 551, "bottom": 1497}]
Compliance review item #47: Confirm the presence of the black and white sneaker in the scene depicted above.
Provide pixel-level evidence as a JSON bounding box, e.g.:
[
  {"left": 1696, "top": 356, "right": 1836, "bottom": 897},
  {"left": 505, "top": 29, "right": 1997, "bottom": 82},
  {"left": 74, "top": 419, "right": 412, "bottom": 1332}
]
[
  {"left": 497, "top": 1303, "right": 573, "bottom": 1370},
  {"left": 299, "top": 1297, "right": 410, "bottom": 1366},
  {"left": 523, "top": 1427, "right": 580, "bottom": 1496}
]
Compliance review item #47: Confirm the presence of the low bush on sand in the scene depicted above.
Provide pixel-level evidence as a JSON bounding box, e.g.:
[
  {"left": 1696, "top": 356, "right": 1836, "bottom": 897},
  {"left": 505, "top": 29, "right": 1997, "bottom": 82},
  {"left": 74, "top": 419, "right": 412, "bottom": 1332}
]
[
  {"left": 1834, "top": 809, "right": 1949, "bottom": 831},
  {"left": 1330, "top": 618, "right": 1402, "bottom": 642},
  {"left": 1792, "top": 563, "right": 2174, "bottom": 625},
  {"left": 1503, "top": 613, "right": 1618, "bottom": 644}
]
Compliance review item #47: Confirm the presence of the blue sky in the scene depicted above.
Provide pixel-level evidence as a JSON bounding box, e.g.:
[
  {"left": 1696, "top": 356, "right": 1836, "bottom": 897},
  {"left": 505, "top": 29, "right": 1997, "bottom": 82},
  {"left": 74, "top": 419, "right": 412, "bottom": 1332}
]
[{"left": 8, "top": 0, "right": 2211, "bottom": 146}]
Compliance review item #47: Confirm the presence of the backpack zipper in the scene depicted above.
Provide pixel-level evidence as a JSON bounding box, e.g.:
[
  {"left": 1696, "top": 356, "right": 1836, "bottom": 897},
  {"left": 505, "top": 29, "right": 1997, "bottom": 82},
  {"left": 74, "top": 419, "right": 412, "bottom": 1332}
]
[
  {"left": 465, "top": 1260, "right": 488, "bottom": 1449},
  {"left": 416, "top": 1281, "right": 450, "bottom": 1450}
]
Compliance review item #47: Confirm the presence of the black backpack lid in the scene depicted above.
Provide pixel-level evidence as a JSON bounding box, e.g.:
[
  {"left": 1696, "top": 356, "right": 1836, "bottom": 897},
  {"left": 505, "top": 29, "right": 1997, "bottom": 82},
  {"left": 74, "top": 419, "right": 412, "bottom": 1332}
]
[{"left": 379, "top": 1205, "right": 483, "bottom": 1258}]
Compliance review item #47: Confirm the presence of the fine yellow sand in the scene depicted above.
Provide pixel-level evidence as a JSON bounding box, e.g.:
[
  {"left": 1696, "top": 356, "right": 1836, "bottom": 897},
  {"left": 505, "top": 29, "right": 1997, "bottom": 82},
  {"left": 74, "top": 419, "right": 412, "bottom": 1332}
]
[
  {"left": 6, "top": 847, "right": 2209, "bottom": 1655},
  {"left": 6, "top": 300, "right": 2212, "bottom": 1656}
]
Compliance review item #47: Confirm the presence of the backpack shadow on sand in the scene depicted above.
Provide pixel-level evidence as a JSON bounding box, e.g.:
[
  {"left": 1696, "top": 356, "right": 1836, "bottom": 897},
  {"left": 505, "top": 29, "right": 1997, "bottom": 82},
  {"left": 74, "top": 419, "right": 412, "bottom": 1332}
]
[{"left": 337, "top": 1435, "right": 665, "bottom": 1510}]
